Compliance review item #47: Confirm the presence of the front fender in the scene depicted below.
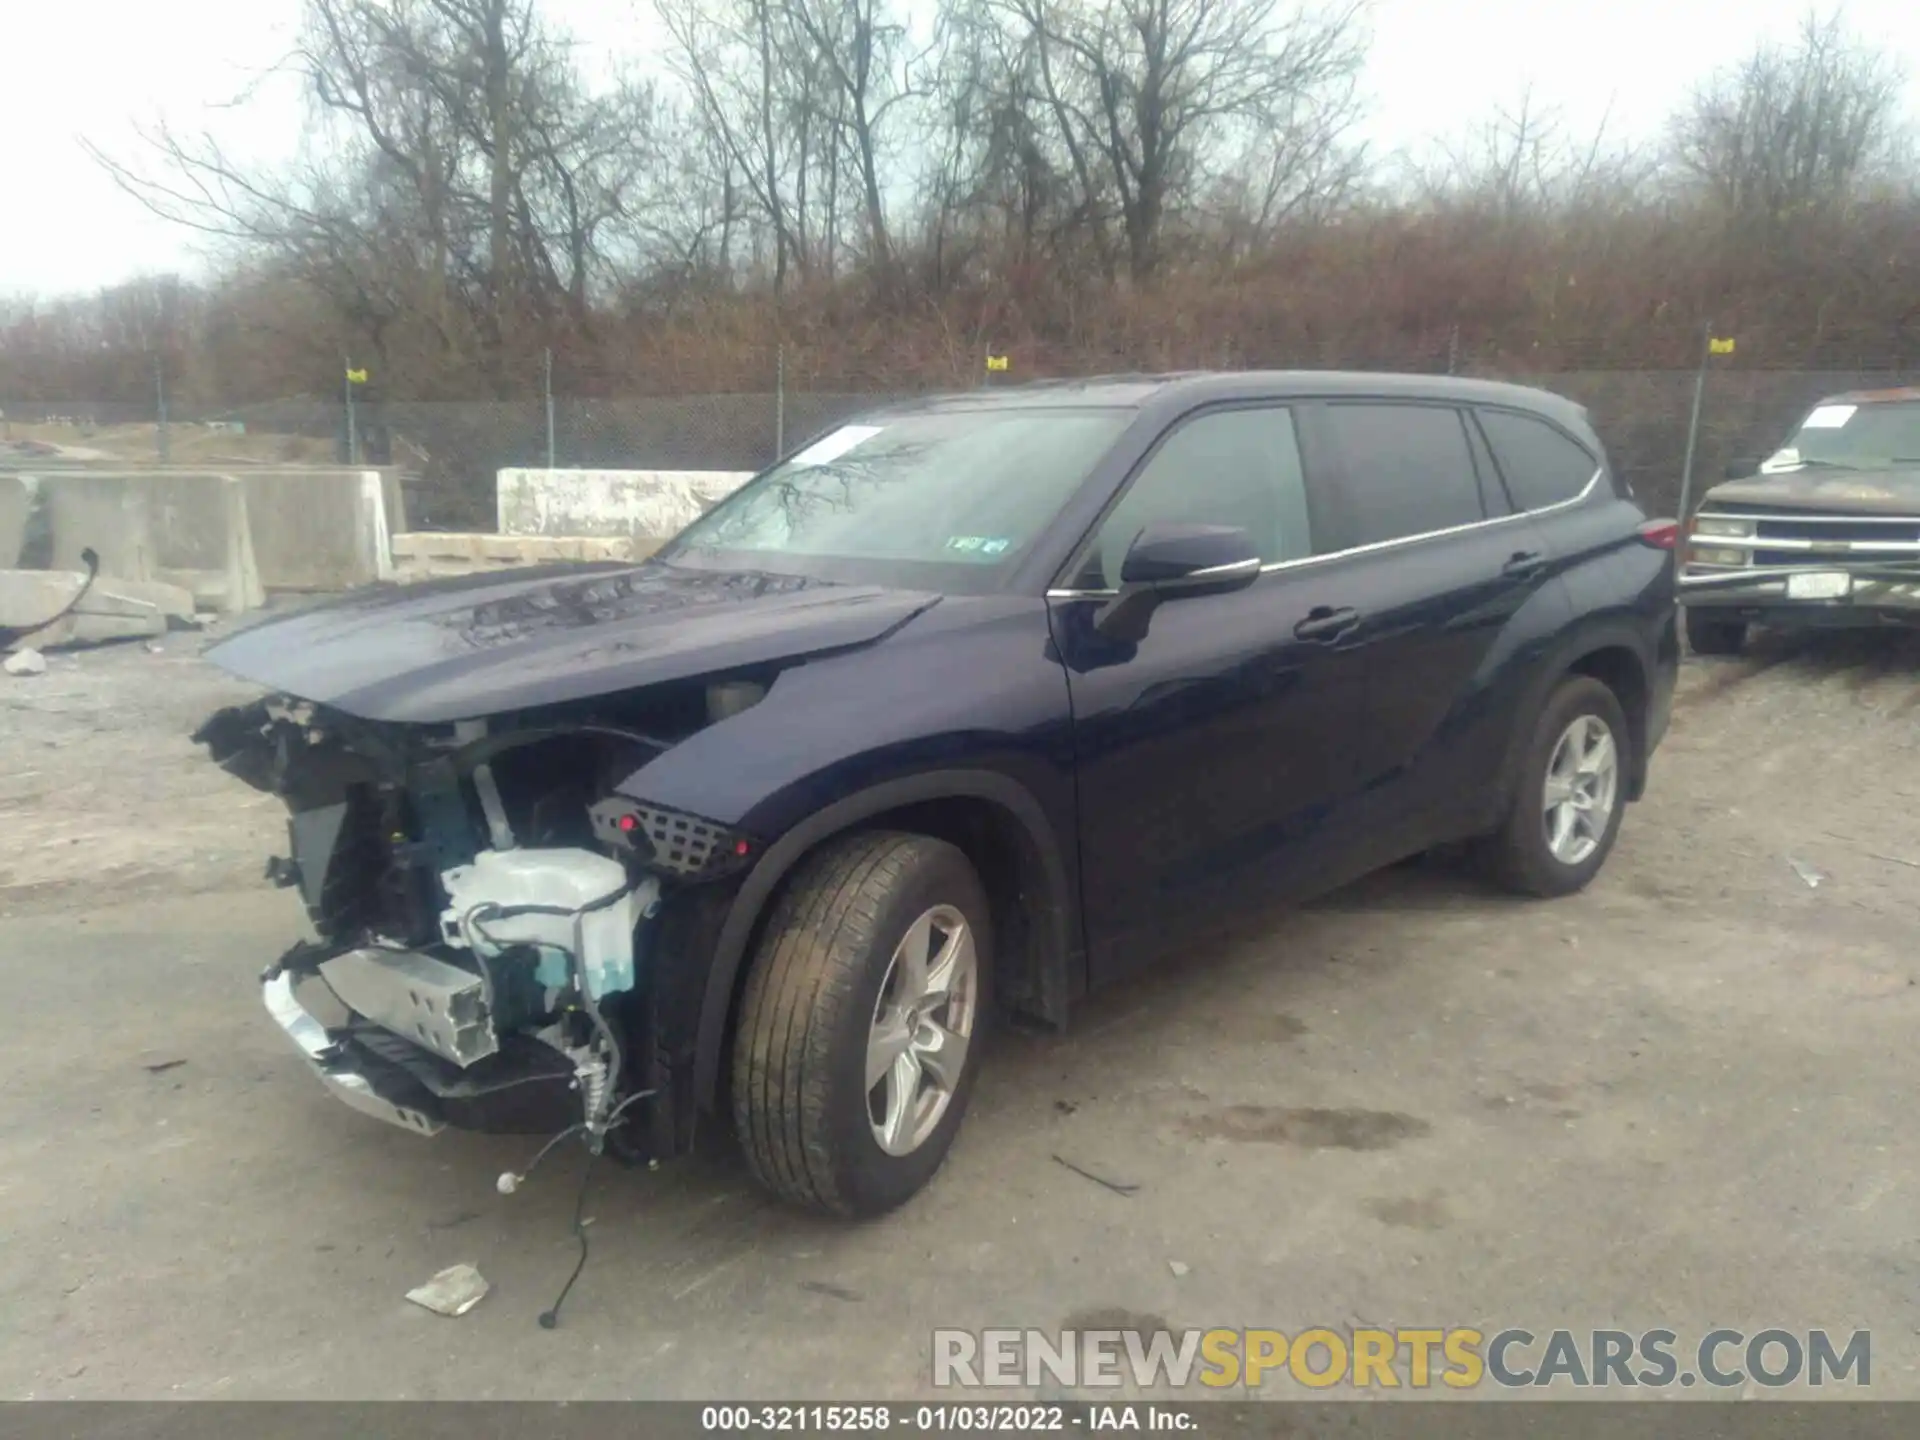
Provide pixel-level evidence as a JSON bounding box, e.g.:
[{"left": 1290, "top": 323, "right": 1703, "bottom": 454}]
[
  {"left": 686, "top": 768, "right": 1076, "bottom": 1110},
  {"left": 603, "top": 596, "right": 1082, "bottom": 1112}
]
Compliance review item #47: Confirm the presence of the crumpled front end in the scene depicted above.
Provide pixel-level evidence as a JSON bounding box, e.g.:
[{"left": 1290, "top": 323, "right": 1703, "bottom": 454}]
[{"left": 197, "top": 688, "right": 756, "bottom": 1158}]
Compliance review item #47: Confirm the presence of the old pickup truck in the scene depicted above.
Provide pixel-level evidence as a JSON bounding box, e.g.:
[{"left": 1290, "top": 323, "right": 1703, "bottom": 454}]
[{"left": 1681, "top": 387, "right": 1920, "bottom": 654}]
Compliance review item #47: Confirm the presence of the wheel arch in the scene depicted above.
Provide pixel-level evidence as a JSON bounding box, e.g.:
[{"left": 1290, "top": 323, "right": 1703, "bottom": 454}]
[
  {"left": 1498, "top": 622, "right": 1656, "bottom": 811},
  {"left": 1565, "top": 645, "right": 1651, "bottom": 799},
  {"left": 692, "top": 769, "right": 1078, "bottom": 1112}
]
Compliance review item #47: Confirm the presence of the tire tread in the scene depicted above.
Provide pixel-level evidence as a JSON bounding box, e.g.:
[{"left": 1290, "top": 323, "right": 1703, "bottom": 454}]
[
  {"left": 1481, "top": 675, "right": 1631, "bottom": 898},
  {"left": 732, "top": 831, "right": 962, "bottom": 1215}
]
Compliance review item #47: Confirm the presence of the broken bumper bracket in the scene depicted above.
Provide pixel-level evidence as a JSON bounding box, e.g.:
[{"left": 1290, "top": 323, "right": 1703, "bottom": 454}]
[{"left": 263, "top": 971, "right": 447, "bottom": 1136}]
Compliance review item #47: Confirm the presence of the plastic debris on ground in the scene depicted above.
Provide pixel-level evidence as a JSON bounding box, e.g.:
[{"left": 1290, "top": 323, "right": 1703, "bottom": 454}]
[
  {"left": 405, "top": 1263, "right": 490, "bottom": 1317},
  {"left": 4, "top": 648, "right": 46, "bottom": 676},
  {"left": 1787, "top": 856, "right": 1827, "bottom": 889}
]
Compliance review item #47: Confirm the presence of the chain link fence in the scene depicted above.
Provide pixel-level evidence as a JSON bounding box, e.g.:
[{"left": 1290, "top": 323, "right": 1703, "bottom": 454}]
[{"left": 6, "top": 358, "right": 1916, "bottom": 532}]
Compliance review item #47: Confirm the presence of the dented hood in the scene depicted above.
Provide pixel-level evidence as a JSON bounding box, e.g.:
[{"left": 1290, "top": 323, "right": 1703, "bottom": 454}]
[
  {"left": 204, "top": 560, "right": 941, "bottom": 724},
  {"left": 1706, "top": 465, "right": 1920, "bottom": 515}
]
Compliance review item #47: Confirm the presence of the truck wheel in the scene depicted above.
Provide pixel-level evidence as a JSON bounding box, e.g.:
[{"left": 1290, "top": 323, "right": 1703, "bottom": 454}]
[
  {"left": 731, "top": 831, "right": 991, "bottom": 1217},
  {"left": 1481, "top": 676, "right": 1629, "bottom": 898},
  {"left": 1685, "top": 608, "right": 1746, "bottom": 656}
]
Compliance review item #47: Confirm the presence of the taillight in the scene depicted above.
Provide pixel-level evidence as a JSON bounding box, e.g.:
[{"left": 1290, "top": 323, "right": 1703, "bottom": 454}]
[{"left": 1636, "top": 518, "right": 1680, "bottom": 549}]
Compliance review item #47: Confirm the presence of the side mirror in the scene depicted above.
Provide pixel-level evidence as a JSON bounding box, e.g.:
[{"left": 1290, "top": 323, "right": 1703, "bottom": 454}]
[
  {"left": 1096, "top": 523, "right": 1260, "bottom": 642},
  {"left": 1724, "top": 457, "right": 1759, "bottom": 480}
]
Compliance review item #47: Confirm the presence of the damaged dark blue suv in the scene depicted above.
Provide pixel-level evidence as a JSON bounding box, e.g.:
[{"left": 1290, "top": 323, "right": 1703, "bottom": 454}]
[{"left": 196, "top": 372, "right": 1678, "bottom": 1219}]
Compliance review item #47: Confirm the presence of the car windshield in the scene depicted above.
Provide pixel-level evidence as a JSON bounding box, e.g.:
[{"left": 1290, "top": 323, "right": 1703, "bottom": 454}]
[
  {"left": 1769, "top": 400, "right": 1920, "bottom": 471},
  {"left": 658, "top": 406, "right": 1129, "bottom": 588}
]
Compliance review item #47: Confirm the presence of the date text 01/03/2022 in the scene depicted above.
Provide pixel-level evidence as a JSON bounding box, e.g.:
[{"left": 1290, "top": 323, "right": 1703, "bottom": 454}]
[{"left": 699, "top": 1404, "right": 1198, "bottom": 1432}]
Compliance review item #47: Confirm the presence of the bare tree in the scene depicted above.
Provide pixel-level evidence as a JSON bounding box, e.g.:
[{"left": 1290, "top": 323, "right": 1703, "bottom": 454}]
[
  {"left": 778, "top": 0, "right": 923, "bottom": 276},
  {"left": 85, "top": 0, "right": 657, "bottom": 389},
  {"left": 912, "top": 0, "right": 1074, "bottom": 287},
  {"left": 989, "top": 0, "right": 1367, "bottom": 279},
  {"left": 1403, "top": 89, "right": 1651, "bottom": 220},
  {"left": 1671, "top": 9, "right": 1910, "bottom": 224},
  {"left": 660, "top": 0, "right": 818, "bottom": 292}
]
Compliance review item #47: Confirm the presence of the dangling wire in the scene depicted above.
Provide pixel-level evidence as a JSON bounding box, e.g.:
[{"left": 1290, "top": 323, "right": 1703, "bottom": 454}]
[
  {"left": 538, "top": 1144, "right": 599, "bottom": 1330},
  {"left": 522, "top": 1094, "right": 656, "bottom": 1329},
  {"left": 496, "top": 1122, "right": 585, "bottom": 1194}
]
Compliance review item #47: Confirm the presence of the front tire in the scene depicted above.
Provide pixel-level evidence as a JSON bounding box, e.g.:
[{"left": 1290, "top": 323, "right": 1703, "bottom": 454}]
[
  {"left": 1481, "top": 676, "right": 1630, "bottom": 898},
  {"left": 1685, "top": 608, "right": 1746, "bottom": 656},
  {"left": 731, "top": 831, "right": 991, "bottom": 1217}
]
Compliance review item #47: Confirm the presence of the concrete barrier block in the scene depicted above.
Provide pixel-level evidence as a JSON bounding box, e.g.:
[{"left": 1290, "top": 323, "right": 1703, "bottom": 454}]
[
  {"left": 43, "top": 474, "right": 157, "bottom": 580},
  {"left": 0, "top": 477, "right": 29, "bottom": 568},
  {"left": 477, "top": 534, "right": 537, "bottom": 562},
  {"left": 238, "top": 467, "right": 397, "bottom": 590},
  {"left": 389, "top": 530, "right": 661, "bottom": 582},
  {"left": 497, "top": 468, "right": 753, "bottom": 539},
  {"left": 150, "top": 475, "right": 263, "bottom": 614},
  {"left": 40, "top": 471, "right": 264, "bottom": 616},
  {"left": 426, "top": 533, "right": 487, "bottom": 561}
]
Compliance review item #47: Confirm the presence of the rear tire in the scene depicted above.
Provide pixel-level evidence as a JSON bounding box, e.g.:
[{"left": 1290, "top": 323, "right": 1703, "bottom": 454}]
[
  {"left": 1685, "top": 608, "right": 1746, "bottom": 656},
  {"left": 731, "top": 831, "right": 992, "bottom": 1218},
  {"left": 1481, "top": 676, "right": 1630, "bottom": 898}
]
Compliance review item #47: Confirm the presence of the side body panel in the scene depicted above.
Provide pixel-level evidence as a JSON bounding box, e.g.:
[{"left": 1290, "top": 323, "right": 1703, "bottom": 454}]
[
  {"left": 605, "top": 596, "right": 1084, "bottom": 1109},
  {"left": 1046, "top": 569, "right": 1372, "bottom": 983},
  {"left": 1286, "top": 521, "right": 1574, "bottom": 874},
  {"left": 1290, "top": 399, "right": 1571, "bottom": 868}
]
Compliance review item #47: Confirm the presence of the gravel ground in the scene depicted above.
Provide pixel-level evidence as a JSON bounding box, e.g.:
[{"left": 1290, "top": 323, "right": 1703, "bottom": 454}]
[{"left": 3, "top": 626, "right": 1920, "bottom": 1400}]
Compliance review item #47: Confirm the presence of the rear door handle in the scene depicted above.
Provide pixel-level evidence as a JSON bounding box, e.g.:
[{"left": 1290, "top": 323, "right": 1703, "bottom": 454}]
[
  {"left": 1503, "top": 550, "right": 1546, "bottom": 580},
  {"left": 1294, "top": 605, "right": 1360, "bottom": 642}
]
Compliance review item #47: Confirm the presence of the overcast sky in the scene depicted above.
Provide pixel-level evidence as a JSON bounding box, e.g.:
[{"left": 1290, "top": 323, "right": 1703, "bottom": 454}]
[{"left": 4, "top": 0, "right": 1917, "bottom": 298}]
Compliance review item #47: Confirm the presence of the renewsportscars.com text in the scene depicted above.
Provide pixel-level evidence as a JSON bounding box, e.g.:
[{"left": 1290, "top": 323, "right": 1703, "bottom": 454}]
[{"left": 932, "top": 1327, "right": 1871, "bottom": 1390}]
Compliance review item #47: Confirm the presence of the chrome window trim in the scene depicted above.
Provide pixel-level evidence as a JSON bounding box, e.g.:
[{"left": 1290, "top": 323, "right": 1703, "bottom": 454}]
[
  {"left": 1182, "top": 558, "right": 1263, "bottom": 580},
  {"left": 1047, "top": 468, "right": 1602, "bottom": 600}
]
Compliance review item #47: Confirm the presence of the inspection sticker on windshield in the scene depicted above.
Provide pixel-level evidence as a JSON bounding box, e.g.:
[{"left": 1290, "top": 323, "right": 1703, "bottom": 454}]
[
  {"left": 947, "top": 536, "right": 1012, "bottom": 557},
  {"left": 789, "top": 425, "right": 883, "bottom": 467},
  {"left": 1801, "top": 405, "right": 1858, "bottom": 429}
]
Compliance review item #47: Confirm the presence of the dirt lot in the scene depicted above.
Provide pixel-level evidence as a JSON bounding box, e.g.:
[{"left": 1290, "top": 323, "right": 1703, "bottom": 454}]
[
  {"left": 4, "top": 627, "right": 1920, "bottom": 1400},
  {"left": 5, "top": 421, "right": 336, "bottom": 469}
]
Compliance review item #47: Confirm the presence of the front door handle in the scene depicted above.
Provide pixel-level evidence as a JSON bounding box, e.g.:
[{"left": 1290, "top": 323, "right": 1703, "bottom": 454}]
[
  {"left": 1503, "top": 550, "right": 1546, "bottom": 580},
  {"left": 1294, "top": 605, "right": 1360, "bottom": 642}
]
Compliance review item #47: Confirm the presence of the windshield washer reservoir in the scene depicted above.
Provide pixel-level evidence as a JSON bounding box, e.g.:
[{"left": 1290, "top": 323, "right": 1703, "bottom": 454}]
[{"left": 438, "top": 849, "right": 655, "bottom": 1000}]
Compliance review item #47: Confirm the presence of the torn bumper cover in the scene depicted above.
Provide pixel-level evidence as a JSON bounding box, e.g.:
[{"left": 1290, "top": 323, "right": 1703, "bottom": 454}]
[
  {"left": 262, "top": 954, "right": 590, "bottom": 1137},
  {"left": 197, "top": 686, "right": 757, "bottom": 1159},
  {"left": 263, "top": 967, "right": 445, "bottom": 1136}
]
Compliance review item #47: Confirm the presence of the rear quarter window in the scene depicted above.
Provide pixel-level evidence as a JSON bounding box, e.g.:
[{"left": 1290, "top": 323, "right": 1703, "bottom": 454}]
[
  {"left": 1477, "top": 409, "right": 1600, "bottom": 511},
  {"left": 1319, "top": 402, "right": 1486, "bottom": 547}
]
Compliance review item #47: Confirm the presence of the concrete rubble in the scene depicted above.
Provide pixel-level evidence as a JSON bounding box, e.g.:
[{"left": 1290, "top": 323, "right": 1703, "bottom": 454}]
[{"left": 0, "top": 570, "right": 197, "bottom": 650}]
